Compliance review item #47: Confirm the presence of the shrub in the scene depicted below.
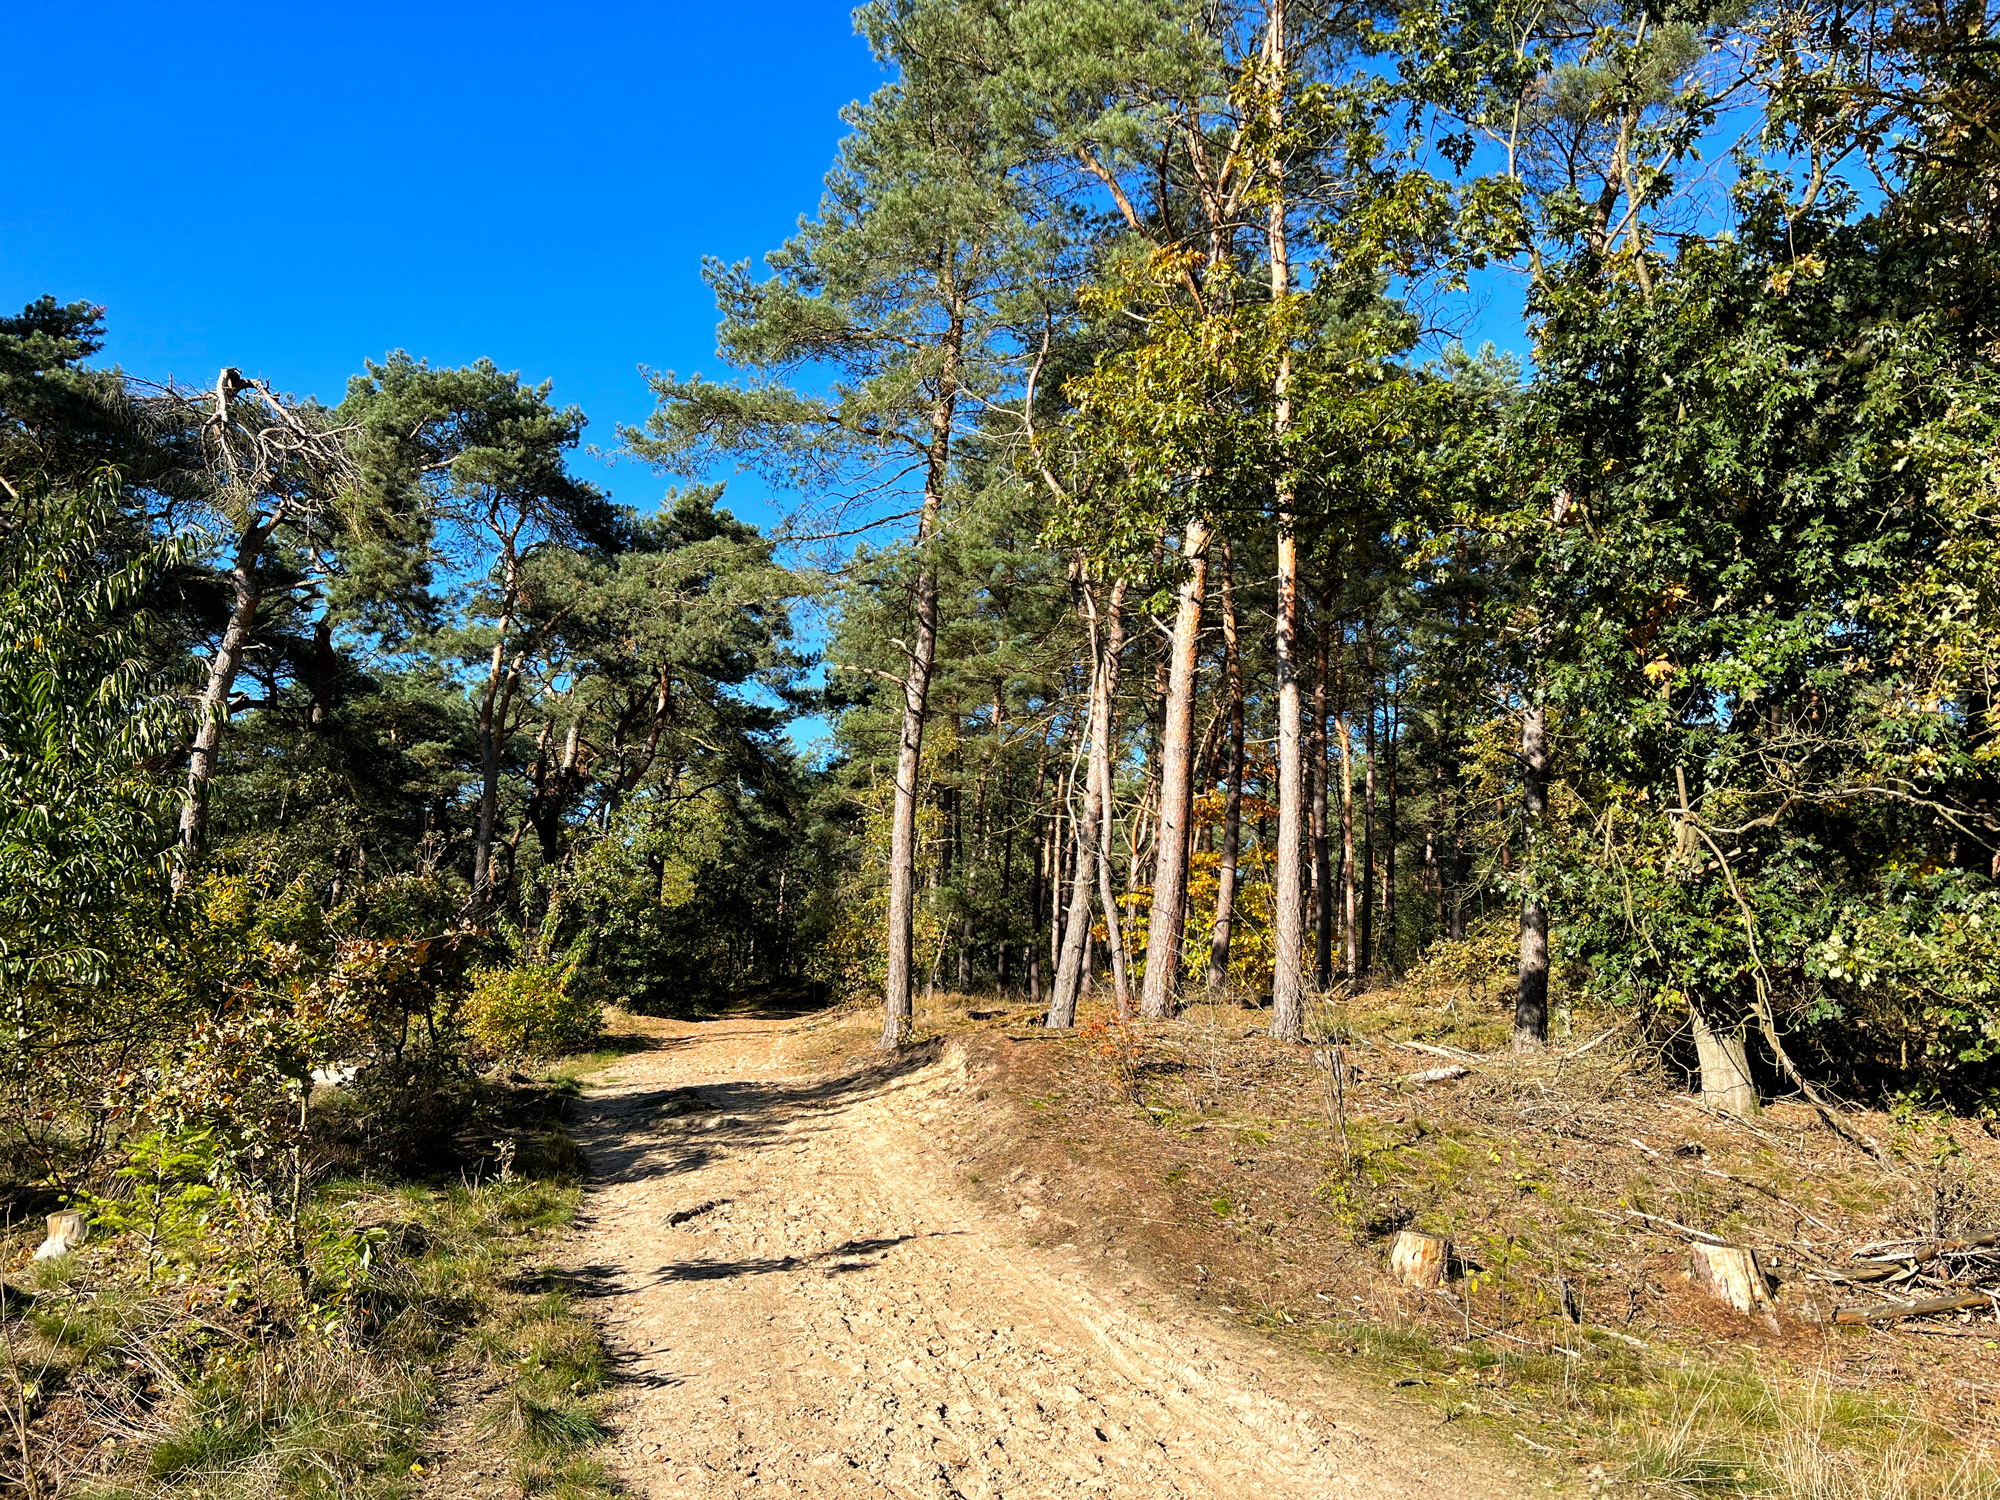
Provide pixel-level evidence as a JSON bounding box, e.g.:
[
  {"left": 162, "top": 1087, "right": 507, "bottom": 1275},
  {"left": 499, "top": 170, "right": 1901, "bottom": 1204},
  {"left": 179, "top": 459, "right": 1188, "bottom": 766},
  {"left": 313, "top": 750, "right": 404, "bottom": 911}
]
[{"left": 465, "top": 964, "right": 601, "bottom": 1059}]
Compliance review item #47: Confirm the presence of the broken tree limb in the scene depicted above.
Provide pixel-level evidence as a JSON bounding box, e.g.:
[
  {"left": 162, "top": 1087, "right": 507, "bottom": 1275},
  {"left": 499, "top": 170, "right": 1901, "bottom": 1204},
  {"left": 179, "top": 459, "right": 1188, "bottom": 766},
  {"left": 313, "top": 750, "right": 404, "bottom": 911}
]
[
  {"left": 1853, "top": 1230, "right": 2000, "bottom": 1268},
  {"left": 1394, "top": 1064, "right": 1471, "bottom": 1086},
  {"left": 1834, "top": 1291, "right": 1999, "bottom": 1326}
]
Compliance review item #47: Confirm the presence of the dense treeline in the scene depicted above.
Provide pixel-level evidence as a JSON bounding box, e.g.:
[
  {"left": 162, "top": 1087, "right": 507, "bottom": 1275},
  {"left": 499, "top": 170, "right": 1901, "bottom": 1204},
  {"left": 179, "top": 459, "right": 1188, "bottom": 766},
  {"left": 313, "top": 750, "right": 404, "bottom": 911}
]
[{"left": 639, "top": 0, "right": 2000, "bottom": 1113}]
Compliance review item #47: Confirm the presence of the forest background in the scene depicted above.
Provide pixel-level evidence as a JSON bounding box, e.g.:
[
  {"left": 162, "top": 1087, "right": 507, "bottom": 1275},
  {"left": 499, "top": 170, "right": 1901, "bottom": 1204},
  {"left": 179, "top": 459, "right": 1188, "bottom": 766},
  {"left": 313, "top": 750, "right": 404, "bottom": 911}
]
[{"left": 0, "top": 0, "right": 1998, "bottom": 1491}]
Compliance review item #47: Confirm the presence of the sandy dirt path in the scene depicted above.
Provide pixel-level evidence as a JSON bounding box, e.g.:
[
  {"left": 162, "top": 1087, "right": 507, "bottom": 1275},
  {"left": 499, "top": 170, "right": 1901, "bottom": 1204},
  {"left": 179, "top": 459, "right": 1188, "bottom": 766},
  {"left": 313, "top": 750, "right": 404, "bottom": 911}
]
[{"left": 563, "top": 1009, "right": 1545, "bottom": 1499}]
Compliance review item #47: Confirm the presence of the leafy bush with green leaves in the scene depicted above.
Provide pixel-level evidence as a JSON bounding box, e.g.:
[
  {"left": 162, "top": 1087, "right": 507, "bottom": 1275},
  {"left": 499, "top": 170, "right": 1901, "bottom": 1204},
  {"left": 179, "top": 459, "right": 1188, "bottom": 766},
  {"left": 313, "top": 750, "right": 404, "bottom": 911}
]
[{"left": 466, "top": 963, "right": 601, "bottom": 1059}]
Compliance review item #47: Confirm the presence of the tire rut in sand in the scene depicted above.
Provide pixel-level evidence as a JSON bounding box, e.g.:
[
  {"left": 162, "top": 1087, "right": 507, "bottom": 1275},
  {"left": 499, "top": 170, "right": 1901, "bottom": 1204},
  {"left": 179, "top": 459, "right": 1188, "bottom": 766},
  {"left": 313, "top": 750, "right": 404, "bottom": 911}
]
[{"left": 562, "top": 1014, "right": 1541, "bottom": 1499}]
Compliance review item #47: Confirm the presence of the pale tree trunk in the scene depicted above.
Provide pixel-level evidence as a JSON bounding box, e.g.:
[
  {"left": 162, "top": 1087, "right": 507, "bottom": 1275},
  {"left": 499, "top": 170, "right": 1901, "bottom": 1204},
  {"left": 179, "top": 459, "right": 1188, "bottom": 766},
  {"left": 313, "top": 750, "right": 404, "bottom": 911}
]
[
  {"left": 1096, "top": 582, "right": 1133, "bottom": 1016},
  {"left": 1265, "top": 0, "right": 1307, "bottom": 1042},
  {"left": 1382, "top": 689, "right": 1400, "bottom": 974},
  {"left": 881, "top": 337, "right": 961, "bottom": 1049},
  {"left": 1513, "top": 701, "right": 1551, "bottom": 1050},
  {"left": 1207, "top": 541, "right": 1244, "bottom": 994},
  {"left": 175, "top": 515, "right": 277, "bottom": 887},
  {"left": 471, "top": 544, "right": 524, "bottom": 909},
  {"left": 1311, "top": 605, "right": 1332, "bottom": 988},
  {"left": 1362, "top": 628, "right": 1378, "bottom": 974},
  {"left": 1049, "top": 583, "right": 1113, "bottom": 1028},
  {"left": 1693, "top": 1003, "right": 1759, "bottom": 1116},
  {"left": 1050, "top": 760, "right": 1067, "bottom": 977},
  {"left": 1140, "top": 519, "right": 1210, "bottom": 1020}
]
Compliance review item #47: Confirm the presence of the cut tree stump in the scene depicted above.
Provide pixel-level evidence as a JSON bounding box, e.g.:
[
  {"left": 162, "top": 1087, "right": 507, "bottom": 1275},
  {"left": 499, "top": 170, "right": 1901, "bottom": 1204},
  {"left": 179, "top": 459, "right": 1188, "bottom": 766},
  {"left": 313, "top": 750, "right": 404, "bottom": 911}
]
[
  {"left": 33, "top": 1210, "right": 88, "bottom": 1261},
  {"left": 1389, "top": 1230, "right": 1450, "bottom": 1289},
  {"left": 1690, "top": 1240, "right": 1776, "bottom": 1324}
]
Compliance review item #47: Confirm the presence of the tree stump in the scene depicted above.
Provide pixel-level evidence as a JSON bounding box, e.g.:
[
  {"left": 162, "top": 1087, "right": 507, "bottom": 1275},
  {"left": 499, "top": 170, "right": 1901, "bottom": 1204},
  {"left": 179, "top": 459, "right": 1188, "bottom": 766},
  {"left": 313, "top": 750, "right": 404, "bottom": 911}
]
[
  {"left": 1692, "top": 1011, "right": 1759, "bottom": 1117},
  {"left": 33, "top": 1210, "right": 88, "bottom": 1261},
  {"left": 1388, "top": 1230, "right": 1450, "bottom": 1289},
  {"left": 1690, "top": 1240, "right": 1776, "bottom": 1325}
]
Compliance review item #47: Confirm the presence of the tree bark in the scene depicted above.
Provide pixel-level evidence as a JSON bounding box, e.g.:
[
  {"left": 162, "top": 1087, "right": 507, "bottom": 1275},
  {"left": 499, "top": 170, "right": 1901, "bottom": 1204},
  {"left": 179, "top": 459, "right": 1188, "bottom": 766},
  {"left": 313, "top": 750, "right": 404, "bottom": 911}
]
[
  {"left": 1266, "top": 0, "right": 1306, "bottom": 1042},
  {"left": 1513, "top": 701, "right": 1551, "bottom": 1050},
  {"left": 1208, "top": 541, "right": 1244, "bottom": 995},
  {"left": 881, "top": 335, "right": 961, "bottom": 1049},
  {"left": 1338, "top": 711, "right": 1357, "bottom": 985},
  {"left": 1140, "top": 519, "right": 1210, "bottom": 1020},
  {"left": 1362, "top": 623, "right": 1378, "bottom": 973},
  {"left": 1693, "top": 1005, "right": 1759, "bottom": 1116},
  {"left": 176, "top": 516, "right": 276, "bottom": 886},
  {"left": 1382, "top": 687, "right": 1400, "bottom": 974},
  {"left": 1049, "top": 583, "right": 1113, "bottom": 1029},
  {"left": 1311, "top": 604, "right": 1333, "bottom": 989},
  {"left": 1096, "top": 581, "right": 1133, "bottom": 1017},
  {"left": 471, "top": 546, "right": 525, "bottom": 909}
]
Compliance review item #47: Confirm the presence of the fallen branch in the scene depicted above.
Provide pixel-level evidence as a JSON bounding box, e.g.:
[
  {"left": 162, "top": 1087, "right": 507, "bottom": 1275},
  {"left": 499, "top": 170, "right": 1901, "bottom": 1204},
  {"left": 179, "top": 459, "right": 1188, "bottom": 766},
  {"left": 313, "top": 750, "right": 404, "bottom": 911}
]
[
  {"left": 1394, "top": 1064, "right": 1471, "bottom": 1086},
  {"left": 1563, "top": 1023, "right": 1628, "bottom": 1059},
  {"left": 1834, "top": 1290, "right": 1999, "bottom": 1326},
  {"left": 1593, "top": 1205, "right": 1730, "bottom": 1245},
  {"left": 1853, "top": 1230, "right": 2000, "bottom": 1267}
]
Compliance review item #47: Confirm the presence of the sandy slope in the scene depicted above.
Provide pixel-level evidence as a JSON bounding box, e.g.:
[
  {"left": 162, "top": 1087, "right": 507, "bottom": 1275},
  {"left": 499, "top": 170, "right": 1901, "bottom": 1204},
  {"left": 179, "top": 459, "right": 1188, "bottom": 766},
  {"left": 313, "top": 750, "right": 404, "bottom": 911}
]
[{"left": 563, "top": 1009, "right": 1547, "bottom": 1499}]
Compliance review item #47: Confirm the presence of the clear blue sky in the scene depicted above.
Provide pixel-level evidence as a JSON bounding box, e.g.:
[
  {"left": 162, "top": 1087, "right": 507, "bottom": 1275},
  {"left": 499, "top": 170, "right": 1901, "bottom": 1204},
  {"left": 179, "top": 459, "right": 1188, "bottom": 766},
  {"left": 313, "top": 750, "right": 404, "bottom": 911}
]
[{"left": 0, "top": 0, "right": 885, "bottom": 528}]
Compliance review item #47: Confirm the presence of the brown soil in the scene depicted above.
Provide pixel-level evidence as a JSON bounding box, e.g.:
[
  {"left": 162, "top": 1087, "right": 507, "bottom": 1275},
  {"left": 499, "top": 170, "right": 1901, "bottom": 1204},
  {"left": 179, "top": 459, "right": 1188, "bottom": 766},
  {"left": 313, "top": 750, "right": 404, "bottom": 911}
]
[{"left": 556, "top": 1002, "right": 1552, "bottom": 1499}]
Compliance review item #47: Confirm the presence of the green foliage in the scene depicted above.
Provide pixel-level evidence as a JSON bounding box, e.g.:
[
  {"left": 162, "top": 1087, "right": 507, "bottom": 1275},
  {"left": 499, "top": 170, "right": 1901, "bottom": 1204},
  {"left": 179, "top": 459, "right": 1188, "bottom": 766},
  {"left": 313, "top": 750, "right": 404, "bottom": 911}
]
[{"left": 465, "top": 964, "right": 601, "bottom": 1060}]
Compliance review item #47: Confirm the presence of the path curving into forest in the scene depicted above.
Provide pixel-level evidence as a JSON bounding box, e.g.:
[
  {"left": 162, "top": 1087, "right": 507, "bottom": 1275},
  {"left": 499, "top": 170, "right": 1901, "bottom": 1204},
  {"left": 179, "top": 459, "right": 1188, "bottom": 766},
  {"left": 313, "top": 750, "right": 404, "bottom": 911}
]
[{"left": 562, "top": 1008, "right": 1543, "bottom": 1499}]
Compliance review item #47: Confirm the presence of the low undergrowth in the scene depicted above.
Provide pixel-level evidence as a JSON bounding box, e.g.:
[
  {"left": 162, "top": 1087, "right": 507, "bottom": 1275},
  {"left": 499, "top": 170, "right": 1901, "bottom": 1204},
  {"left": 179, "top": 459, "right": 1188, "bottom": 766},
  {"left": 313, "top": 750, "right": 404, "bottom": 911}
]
[{"left": 0, "top": 1080, "right": 616, "bottom": 1499}]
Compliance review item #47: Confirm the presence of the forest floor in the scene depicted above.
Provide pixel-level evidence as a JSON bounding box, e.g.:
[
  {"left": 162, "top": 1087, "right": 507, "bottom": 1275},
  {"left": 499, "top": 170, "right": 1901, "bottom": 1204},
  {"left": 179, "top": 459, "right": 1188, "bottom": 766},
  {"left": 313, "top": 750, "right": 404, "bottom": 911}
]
[{"left": 549, "top": 995, "right": 1549, "bottom": 1499}]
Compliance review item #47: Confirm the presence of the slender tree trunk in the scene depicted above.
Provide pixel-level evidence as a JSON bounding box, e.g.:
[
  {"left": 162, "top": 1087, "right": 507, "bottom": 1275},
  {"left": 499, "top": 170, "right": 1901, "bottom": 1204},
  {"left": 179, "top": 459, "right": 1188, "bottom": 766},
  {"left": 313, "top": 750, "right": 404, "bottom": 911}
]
[
  {"left": 1311, "top": 604, "right": 1332, "bottom": 989},
  {"left": 1362, "top": 625, "right": 1378, "bottom": 974},
  {"left": 176, "top": 517, "right": 274, "bottom": 886},
  {"left": 470, "top": 546, "right": 525, "bottom": 909},
  {"left": 1208, "top": 541, "right": 1244, "bottom": 994},
  {"left": 1049, "top": 584, "right": 1113, "bottom": 1029},
  {"left": 1097, "top": 581, "right": 1133, "bottom": 1016},
  {"left": 1050, "top": 760, "right": 1068, "bottom": 978},
  {"left": 1382, "top": 689, "right": 1400, "bottom": 974},
  {"left": 882, "top": 339, "right": 961, "bottom": 1048},
  {"left": 1028, "top": 817, "right": 1045, "bottom": 1008},
  {"left": 1266, "top": 0, "right": 1306, "bottom": 1042},
  {"left": 1338, "top": 712, "right": 1358, "bottom": 984},
  {"left": 1513, "top": 701, "right": 1551, "bottom": 1050},
  {"left": 1140, "top": 520, "right": 1210, "bottom": 1019}
]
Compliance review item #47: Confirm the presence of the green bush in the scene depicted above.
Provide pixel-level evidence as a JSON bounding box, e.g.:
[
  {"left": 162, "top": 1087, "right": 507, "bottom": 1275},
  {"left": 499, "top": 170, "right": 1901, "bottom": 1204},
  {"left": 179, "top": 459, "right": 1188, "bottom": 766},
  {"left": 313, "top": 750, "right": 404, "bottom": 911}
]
[{"left": 465, "top": 963, "right": 601, "bottom": 1059}]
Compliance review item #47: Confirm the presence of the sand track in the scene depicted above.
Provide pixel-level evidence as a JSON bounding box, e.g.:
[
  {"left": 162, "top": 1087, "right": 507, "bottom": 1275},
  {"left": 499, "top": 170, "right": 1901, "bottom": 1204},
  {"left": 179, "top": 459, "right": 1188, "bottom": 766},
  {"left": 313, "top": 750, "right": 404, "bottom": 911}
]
[{"left": 565, "top": 1011, "right": 1540, "bottom": 1499}]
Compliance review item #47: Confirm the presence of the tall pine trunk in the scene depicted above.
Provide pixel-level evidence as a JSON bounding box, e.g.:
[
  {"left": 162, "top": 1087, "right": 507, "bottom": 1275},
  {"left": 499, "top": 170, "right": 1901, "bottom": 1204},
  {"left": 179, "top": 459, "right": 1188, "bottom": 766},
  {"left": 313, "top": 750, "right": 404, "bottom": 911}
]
[
  {"left": 1311, "top": 603, "right": 1333, "bottom": 988},
  {"left": 1338, "top": 711, "right": 1358, "bottom": 985},
  {"left": 1207, "top": 541, "right": 1244, "bottom": 994},
  {"left": 1097, "top": 582, "right": 1133, "bottom": 1016},
  {"left": 1140, "top": 521, "right": 1209, "bottom": 1019},
  {"left": 1266, "top": 0, "right": 1307, "bottom": 1041},
  {"left": 1361, "top": 625, "right": 1378, "bottom": 973},
  {"left": 1050, "top": 584, "right": 1112, "bottom": 1027},
  {"left": 1382, "top": 689, "right": 1400, "bottom": 974},
  {"left": 881, "top": 341, "right": 961, "bottom": 1048}
]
